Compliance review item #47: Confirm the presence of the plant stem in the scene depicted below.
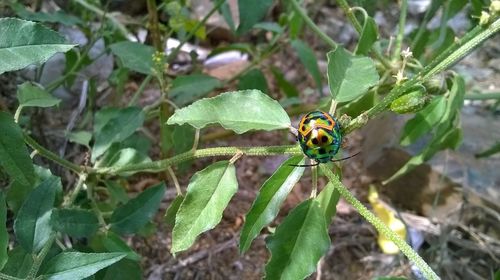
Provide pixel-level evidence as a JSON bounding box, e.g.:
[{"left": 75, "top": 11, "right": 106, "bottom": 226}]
[
  {"left": 94, "top": 145, "right": 302, "bottom": 175},
  {"left": 26, "top": 234, "right": 57, "bottom": 280},
  {"left": 24, "top": 134, "right": 84, "bottom": 174},
  {"left": 465, "top": 92, "right": 500, "bottom": 100},
  {"left": 129, "top": 74, "right": 153, "bottom": 106},
  {"left": 289, "top": 0, "right": 338, "bottom": 49},
  {"left": 65, "top": 173, "right": 87, "bottom": 206},
  {"left": 345, "top": 16, "right": 500, "bottom": 134},
  {"left": 147, "top": 0, "right": 163, "bottom": 51},
  {"left": 335, "top": 0, "right": 393, "bottom": 70},
  {"left": 392, "top": 0, "right": 408, "bottom": 61},
  {"left": 320, "top": 165, "right": 440, "bottom": 280},
  {"left": 0, "top": 273, "right": 23, "bottom": 280},
  {"left": 13, "top": 106, "right": 23, "bottom": 123}
]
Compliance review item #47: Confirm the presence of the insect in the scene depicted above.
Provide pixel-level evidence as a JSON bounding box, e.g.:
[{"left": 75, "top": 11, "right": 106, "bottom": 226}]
[{"left": 293, "top": 110, "right": 358, "bottom": 167}]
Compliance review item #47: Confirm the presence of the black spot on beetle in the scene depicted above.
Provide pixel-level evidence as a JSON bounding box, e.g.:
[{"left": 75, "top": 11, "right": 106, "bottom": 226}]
[
  {"left": 321, "top": 136, "right": 328, "bottom": 142},
  {"left": 312, "top": 138, "right": 319, "bottom": 145}
]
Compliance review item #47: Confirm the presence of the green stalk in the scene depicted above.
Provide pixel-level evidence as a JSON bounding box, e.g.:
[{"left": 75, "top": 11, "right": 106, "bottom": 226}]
[
  {"left": 345, "top": 16, "right": 500, "bottom": 133},
  {"left": 392, "top": 0, "right": 408, "bottom": 61},
  {"left": 0, "top": 273, "right": 23, "bottom": 280},
  {"left": 465, "top": 92, "right": 500, "bottom": 100},
  {"left": 94, "top": 145, "right": 302, "bottom": 175},
  {"left": 24, "top": 134, "right": 84, "bottom": 174},
  {"left": 320, "top": 165, "right": 440, "bottom": 280},
  {"left": 26, "top": 234, "right": 57, "bottom": 280},
  {"left": 289, "top": 0, "right": 338, "bottom": 49},
  {"left": 128, "top": 74, "right": 153, "bottom": 106},
  {"left": 335, "top": 0, "right": 393, "bottom": 70}
]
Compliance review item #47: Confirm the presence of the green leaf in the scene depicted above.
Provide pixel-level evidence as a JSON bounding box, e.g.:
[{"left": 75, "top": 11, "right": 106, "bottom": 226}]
[
  {"left": 386, "top": 126, "right": 462, "bottom": 185},
  {"left": 41, "top": 252, "right": 126, "bottom": 280},
  {"left": 218, "top": 0, "right": 236, "bottom": 32},
  {"left": 237, "top": 0, "right": 273, "bottom": 35},
  {"left": 104, "top": 181, "right": 129, "bottom": 205},
  {"left": 239, "top": 156, "right": 305, "bottom": 253},
  {"left": 253, "top": 22, "right": 284, "bottom": 33},
  {"left": 354, "top": 16, "right": 378, "bottom": 55},
  {"left": 0, "top": 246, "right": 32, "bottom": 278},
  {"left": 12, "top": 3, "right": 82, "bottom": 25},
  {"left": 101, "top": 259, "right": 141, "bottom": 280},
  {"left": 101, "top": 232, "right": 140, "bottom": 261},
  {"left": 0, "top": 192, "right": 8, "bottom": 270},
  {"left": 476, "top": 141, "right": 500, "bottom": 158},
  {"left": 167, "top": 90, "right": 290, "bottom": 133},
  {"left": 92, "top": 107, "right": 145, "bottom": 161},
  {"left": 67, "top": 131, "right": 92, "bottom": 147},
  {"left": 327, "top": 47, "right": 379, "bottom": 102},
  {"left": 109, "top": 41, "right": 154, "bottom": 75},
  {"left": 0, "top": 18, "right": 76, "bottom": 74},
  {"left": 0, "top": 112, "right": 35, "bottom": 187},
  {"left": 265, "top": 199, "right": 330, "bottom": 280},
  {"left": 170, "top": 74, "right": 221, "bottom": 106},
  {"left": 16, "top": 82, "right": 61, "bottom": 108},
  {"left": 96, "top": 148, "right": 151, "bottom": 174},
  {"left": 110, "top": 183, "right": 165, "bottom": 235},
  {"left": 270, "top": 66, "right": 299, "bottom": 97},
  {"left": 315, "top": 182, "right": 340, "bottom": 225},
  {"left": 164, "top": 195, "right": 184, "bottom": 227},
  {"left": 14, "top": 177, "right": 60, "bottom": 253},
  {"left": 7, "top": 165, "right": 58, "bottom": 214},
  {"left": 172, "top": 161, "right": 238, "bottom": 253},
  {"left": 51, "top": 209, "right": 99, "bottom": 238},
  {"left": 291, "top": 39, "right": 323, "bottom": 95},
  {"left": 400, "top": 96, "right": 447, "bottom": 146},
  {"left": 238, "top": 69, "right": 269, "bottom": 93}
]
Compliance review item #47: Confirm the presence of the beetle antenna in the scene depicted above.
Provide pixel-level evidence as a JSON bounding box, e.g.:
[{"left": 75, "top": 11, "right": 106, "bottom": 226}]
[
  {"left": 289, "top": 162, "right": 320, "bottom": 167},
  {"left": 330, "top": 151, "right": 361, "bottom": 163}
]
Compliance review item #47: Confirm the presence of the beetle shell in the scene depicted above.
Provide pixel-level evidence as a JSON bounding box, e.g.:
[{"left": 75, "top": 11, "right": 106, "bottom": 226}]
[{"left": 297, "top": 111, "right": 342, "bottom": 163}]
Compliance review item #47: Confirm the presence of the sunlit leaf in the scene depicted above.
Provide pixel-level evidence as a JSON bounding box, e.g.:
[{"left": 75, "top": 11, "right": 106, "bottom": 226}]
[
  {"left": 40, "top": 252, "right": 126, "bottom": 280},
  {"left": 0, "top": 18, "right": 76, "bottom": 74},
  {"left": 327, "top": 47, "right": 379, "bottom": 102},
  {"left": 167, "top": 90, "right": 290, "bottom": 133},
  {"left": 172, "top": 161, "right": 237, "bottom": 253},
  {"left": 240, "top": 156, "right": 305, "bottom": 253}
]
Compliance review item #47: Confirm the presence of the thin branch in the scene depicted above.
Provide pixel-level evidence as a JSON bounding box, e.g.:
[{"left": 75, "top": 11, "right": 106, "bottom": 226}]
[{"left": 320, "top": 165, "right": 440, "bottom": 280}]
